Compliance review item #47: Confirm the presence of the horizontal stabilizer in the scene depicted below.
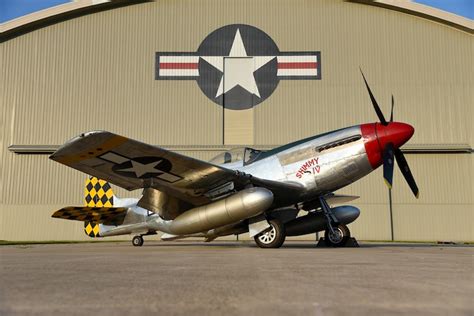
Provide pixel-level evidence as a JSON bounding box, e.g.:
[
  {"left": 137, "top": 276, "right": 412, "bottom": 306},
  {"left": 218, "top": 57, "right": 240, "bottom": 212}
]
[{"left": 52, "top": 206, "right": 128, "bottom": 225}]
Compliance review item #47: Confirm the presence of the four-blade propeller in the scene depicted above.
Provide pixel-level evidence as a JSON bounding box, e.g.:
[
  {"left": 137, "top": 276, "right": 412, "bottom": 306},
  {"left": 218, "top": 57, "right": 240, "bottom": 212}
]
[{"left": 360, "top": 69, "right": 419, "bottom": 198}]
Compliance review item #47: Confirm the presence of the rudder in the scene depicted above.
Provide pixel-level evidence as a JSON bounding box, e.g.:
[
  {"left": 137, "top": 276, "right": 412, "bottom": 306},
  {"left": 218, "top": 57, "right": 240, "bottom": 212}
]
[
  {"left": 84, "top": 176, "right": 115, "bottom": 237},
  {"left": 84, "top": 176, "right": 115, "bottom": 207}
]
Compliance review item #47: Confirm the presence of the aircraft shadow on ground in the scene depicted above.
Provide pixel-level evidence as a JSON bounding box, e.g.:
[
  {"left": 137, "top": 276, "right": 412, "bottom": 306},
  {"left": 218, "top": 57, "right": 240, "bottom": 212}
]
[{"left": 143, "top": 241, "right": 470, "bottom": 249}]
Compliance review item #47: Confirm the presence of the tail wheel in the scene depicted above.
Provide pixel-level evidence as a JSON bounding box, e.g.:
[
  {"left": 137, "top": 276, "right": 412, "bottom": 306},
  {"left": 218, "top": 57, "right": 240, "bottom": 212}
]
[
  {"left": 254, "top": 219, "right": 286, "bottom": 249},
  {"left": 324, "top": 224, "right": 350, "bottom": 247},
  {"left": 132, "top": 235, "right": 144, "bottom": 247}
]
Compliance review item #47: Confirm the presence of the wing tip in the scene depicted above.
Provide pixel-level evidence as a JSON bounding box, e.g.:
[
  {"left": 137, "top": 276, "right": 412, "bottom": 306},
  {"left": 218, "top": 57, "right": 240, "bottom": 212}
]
[{"left": 50, "top": 131, "right": 125, "bottom": 165}]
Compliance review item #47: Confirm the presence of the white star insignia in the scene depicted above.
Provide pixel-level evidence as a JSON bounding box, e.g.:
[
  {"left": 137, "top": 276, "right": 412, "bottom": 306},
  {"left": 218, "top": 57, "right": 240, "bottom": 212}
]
[
  {"left": 117, "top": 160, "right": 163, "bottom": 178},
  {"left": 201, "top": 29, "right": 275, "bottom": 98}
]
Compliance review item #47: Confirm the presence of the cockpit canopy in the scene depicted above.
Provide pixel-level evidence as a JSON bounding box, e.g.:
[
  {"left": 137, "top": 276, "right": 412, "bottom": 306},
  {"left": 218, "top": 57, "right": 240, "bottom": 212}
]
[{"left": 209, "top": 147, "right": 264, "bottom": 165}]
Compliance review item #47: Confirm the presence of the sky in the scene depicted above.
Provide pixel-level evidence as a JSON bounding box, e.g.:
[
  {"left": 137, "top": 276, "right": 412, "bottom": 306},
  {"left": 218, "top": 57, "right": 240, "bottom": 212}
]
[
  {"left": 415, "top": 0, "right": 473, "bottom": 19},
  {"left": 0, "top": 0, "right": 70, "bottom": 23},
  {"left": 0, "top": 0, "right": 473, "bottom": 23}
]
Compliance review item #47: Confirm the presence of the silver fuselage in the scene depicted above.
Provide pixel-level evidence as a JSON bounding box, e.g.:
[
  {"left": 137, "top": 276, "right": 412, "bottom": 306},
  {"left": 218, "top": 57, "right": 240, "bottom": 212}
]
[{"left": 230, "top": 125, "right": 371, "bottom": 198}]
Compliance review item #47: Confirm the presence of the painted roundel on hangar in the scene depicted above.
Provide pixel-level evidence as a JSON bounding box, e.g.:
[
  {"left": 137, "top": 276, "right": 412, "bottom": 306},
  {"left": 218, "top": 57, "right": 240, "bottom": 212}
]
[{"left": 155, "top": 24, "right": 321, "bottom": 110}]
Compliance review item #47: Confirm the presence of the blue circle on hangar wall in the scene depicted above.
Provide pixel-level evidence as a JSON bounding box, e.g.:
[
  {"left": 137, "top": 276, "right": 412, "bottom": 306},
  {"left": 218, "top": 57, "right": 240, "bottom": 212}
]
[{"left": 196, "top": 24, "right": 280, "bottom": 110}]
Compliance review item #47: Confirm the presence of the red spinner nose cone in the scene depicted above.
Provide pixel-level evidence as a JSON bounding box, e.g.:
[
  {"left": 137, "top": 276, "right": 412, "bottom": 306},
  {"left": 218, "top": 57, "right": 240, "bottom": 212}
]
[
  {"left": 386, "top": 122, "right": 414, "bottom": 148},
  {"left": 360, "top": 122, "right": 415, "bottom": 170}
]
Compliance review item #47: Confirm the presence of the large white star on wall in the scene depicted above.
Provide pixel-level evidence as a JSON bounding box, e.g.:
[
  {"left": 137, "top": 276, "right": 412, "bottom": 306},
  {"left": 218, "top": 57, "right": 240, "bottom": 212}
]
[{"left": 201, "top": 29, "right": 275, "bottom": 98}]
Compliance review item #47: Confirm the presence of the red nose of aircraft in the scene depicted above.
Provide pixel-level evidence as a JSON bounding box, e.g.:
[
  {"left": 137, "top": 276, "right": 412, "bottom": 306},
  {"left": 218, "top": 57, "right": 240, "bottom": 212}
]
[
  {"left": 361, "top": 122, "right": 414, "bottom": 169},
  {"left": 376, "top": 122, "right": 414, "bottom": 149}
]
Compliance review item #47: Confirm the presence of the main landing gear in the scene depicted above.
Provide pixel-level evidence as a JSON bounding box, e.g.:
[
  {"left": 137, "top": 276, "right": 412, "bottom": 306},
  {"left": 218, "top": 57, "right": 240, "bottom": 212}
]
[
  {"left": 253, "top": 196, "right": 356, "bottom": 248},
  {"left": 132, "top": 235, "right": 144, "bottom": 247},
  {"left": 254, "top": 219, "right": 286, "bottom": 248},
  {"left": 323, "top": 224, "right": 351, "bottom": 247},
  {"left": 319, "top": 196, "right": 352, "bottom": 247}
]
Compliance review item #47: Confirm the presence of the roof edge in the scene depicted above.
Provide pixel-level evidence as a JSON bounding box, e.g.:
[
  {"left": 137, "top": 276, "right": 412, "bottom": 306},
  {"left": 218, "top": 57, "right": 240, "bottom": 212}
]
[
  {"left": 1, "top": 0, "right": 472, "bottom": 41},
  {"left": 349, "top": 0, "right": 473, "bottom": 34},
  {"left": 0, "top": 0, "right": 150, "bottom": 42}
]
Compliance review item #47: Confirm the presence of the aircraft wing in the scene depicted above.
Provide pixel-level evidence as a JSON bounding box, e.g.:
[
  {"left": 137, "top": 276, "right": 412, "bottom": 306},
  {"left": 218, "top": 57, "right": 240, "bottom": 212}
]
[
  {"left": 50, "top": 131, "right": 305, "bottom": 206},
  {"left": 326, "top": 194, "right": 360, "bottom": 205}
]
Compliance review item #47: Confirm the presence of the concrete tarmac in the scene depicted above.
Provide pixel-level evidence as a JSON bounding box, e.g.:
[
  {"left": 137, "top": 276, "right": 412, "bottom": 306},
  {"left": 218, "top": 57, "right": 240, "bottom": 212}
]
[{"left": 1, "top": 241, "right": 473, "bottom": 315}]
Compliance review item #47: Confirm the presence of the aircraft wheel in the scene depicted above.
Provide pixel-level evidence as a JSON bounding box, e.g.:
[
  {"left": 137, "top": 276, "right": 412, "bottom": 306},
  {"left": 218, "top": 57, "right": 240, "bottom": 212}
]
[
  {"left": 132, "top": 235, "right": 144, "bottom": 247},
  {"left": 254, "top": 219, "right": 286, "bottom": 248},
  {"left": 324, "top": 224, "right": 350, "bottom": 247}
]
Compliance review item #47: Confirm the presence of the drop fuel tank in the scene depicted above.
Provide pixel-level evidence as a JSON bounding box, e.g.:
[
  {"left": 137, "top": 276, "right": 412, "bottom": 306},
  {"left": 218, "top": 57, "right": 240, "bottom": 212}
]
[
  {"left": 285, "top": 206, "right": 360, "bottom": 236},
  {"left": 168, "top": 187, "right": 274, "bottom": 235}
]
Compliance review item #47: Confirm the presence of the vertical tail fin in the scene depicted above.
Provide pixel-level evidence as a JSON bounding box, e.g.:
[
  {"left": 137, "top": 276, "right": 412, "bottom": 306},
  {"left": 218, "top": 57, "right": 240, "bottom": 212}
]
[
  {"left": 83, "top": 176, "right": 115, "bottom": 237},
  {"left": 84, "top": 176, "right": 115, "bottom": 207}
]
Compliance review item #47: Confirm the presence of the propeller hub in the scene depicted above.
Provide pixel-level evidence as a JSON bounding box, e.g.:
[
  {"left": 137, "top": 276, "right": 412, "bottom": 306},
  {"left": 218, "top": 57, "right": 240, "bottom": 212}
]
[
  {"left": 361, "top": 122, "right": 414, "bottom": 169},
  {"left": 376, "top": 122, "right": 414, "bottom": 150}
]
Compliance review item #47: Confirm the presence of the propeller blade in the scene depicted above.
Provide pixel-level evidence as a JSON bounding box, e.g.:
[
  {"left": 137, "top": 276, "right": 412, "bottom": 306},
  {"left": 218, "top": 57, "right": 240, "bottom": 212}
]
[
  {"left": 360, "top": 69, "right": 388, "bottom": 125},
  {"left": 383, "top": 143, "right": 395, "bottom": 188},
  {"left": 394, "top": 148, "right": 420, "bottom": 198},
  {"left": 390, "top": 95, "right": 394, "bottom": 122}
]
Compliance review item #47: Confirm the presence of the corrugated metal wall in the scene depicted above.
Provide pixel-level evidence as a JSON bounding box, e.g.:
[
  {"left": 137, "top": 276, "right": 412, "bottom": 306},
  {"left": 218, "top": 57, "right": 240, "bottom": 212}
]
[{"left": 1, "top": 0, "right": 472, "bottom": 241}]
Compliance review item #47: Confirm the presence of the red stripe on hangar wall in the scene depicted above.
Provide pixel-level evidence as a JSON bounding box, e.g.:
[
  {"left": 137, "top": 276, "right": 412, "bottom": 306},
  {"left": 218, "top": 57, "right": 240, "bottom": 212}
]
[
  {"left": 160, "top": 63, "right": 198, "bottom": 69},
  {"left": 277, "top": 62, "right": 318, "bottom": 69}
]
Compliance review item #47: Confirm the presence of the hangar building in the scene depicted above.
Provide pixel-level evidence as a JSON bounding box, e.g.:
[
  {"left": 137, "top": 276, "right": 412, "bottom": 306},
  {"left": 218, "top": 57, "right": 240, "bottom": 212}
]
[{"left": 1, "top": 0, "right": 472, "bottom": 242}]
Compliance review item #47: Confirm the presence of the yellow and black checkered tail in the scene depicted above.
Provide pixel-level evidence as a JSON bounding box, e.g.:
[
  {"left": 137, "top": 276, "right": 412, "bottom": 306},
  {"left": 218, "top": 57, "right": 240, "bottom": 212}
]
[
  {"left": 84, "top": 176, "right": 115, "bottom": 207},
  {"left": 84, "top": 221, "right": 101, "bottom": 238},
  {"left": 84, "top": 176, "right": 115, "bottom": 237}
]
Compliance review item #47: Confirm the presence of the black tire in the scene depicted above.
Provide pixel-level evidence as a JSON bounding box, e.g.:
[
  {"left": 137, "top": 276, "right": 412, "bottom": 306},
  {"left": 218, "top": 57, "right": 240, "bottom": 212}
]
[
  {"left": 324, "top": 224, "right": 350, "bottom": 247},
  {"left": 254, "top": 219, "right": 286, "bottom": 248},
  {"left": 132, "top": 235, "right": 144, "bottom": 247}
]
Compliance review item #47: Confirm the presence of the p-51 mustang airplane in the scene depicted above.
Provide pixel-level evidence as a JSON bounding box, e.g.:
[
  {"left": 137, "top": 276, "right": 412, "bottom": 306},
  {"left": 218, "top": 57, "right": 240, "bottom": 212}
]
[{"left": 51, "top": 72, "right": 419, "bottom": 248}]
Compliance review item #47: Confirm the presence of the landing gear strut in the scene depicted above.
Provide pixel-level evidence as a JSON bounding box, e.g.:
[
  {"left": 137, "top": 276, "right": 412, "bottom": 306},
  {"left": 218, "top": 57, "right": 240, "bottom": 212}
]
[
  {"left": 132, "top": 235, "right": 144, "bottom": 247},
  {"left": 319, "top": 196, "right": 351, "bottom": 247}
]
